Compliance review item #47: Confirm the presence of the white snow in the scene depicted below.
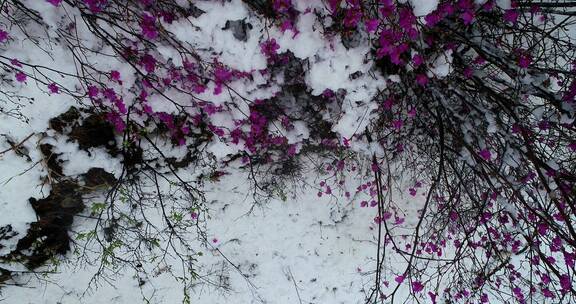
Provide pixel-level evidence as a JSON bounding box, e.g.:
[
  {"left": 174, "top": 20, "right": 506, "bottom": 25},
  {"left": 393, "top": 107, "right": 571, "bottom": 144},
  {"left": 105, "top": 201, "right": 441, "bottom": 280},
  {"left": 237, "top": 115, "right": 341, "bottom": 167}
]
[{"left": 410, "top": 0, "right": 439, "bottom": 16}]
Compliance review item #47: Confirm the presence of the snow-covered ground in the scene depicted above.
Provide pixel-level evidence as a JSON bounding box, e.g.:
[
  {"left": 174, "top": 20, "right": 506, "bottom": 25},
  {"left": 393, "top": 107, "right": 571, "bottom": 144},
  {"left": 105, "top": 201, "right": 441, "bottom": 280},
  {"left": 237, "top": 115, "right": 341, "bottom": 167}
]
[{"left": 0, "top": 165, "right": 423, "bottom": 304}]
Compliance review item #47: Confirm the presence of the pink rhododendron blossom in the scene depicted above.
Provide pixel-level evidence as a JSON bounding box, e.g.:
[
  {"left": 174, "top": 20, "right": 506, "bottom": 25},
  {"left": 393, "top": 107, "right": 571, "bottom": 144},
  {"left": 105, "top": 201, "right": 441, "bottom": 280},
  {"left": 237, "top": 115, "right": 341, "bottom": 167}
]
[
  {"left": 381, "top": 98, "right": 394, "bottom": 111},
  {"left": 483, "top": 1, "right": 495, "bottom": 11},
  {"left": 48, "top": 83, "right": 59, "bottom": 94},
  {"left": 425, "top": 13, "right": 442, "bottom": 27},
  {"left": 449, "top": 210, "right": 458, "bottom": 221},
  {"left": 343, "top": 9, "right": 362, "bottom": 28},
  {"left": 439, "top": 2, "right": 455, "bottom": 15},
  {"left": 365, "top": 19, "right": 379, "bottom": 33},
  {"left": 412, "top": 54, "right": 424, "bottom": 67},
  {"left": 564, "top": 251, "right": 575, "bottom": 268},
  {"left": 412, "top": 281, "right": 424, "bottom": 293},
  {"left": 0, "top": 30, "right": 9, "bottom": 43},
  {"left": 87, "top": 85, "right": 99, "bottom": 98},
  {"left": 560, "top": 274, "right": 572, "bottom": 293},
  {"left": 542, "top": 288, "right": 555, "bottom": 298},
  {"left": 140, "top": 13, "right": 158, "bottom": 39},
  {"left": 394, "top": 275, "right": 404, "bottom": 284},
  {"left": 461, "top": 10, "right": 475, "bottom": 25},
  {"left": 260, "top": 38, "right": 280, "bottom": 58},
  {"left": 428, "top": 292, "right": 437, "bottom": 303},
  {"left": 517, "top": 52, "right": 532, "bottom": 68},
  {"left": 110, "top": 70, "right": 121, "bottom": 81},
  {"left": 280, "top": 20, "right": 295, "bottom": 33},
  {"left": 416, "top": 74, "right": 428, "bottom": 86},
  {"left": 47, "top": 0, "right": 63, "bottom": 6},
  {"left": 106, "top": 111, "right": 126, "bottom": 133},
  {"left": 529, "top": 4, "right": 541, "bottom": 14},
  {"left": 383, "top": 211, "right": 392, "bottom": 220},
  {"left": 473, "top": 56, "right": 486, "bottom": 65},
  {"left": 512, "top": 287, "right": 524, "bottom": 301},
  {"left": 379, "top": 0, "right": 395, "bottom": 17},
  {"left": 84, "top": 0, "right": 107, "bottom": 13},
  {"left": 504, "top": 9, "right": 520, "bottom": 24},
  {"left": 10, "top": 58, "right": 22, "bottom": 67},
  {"left": 398, "top": 8, "right": 416, "bottom": 31},
  {"left": 15, "top": 72, "right": 27, "bottom": 82},
  {"left": 140, "top": 54, "right": 156, "bottom": 73},
  {"left": 479, "top": 149, "right": 491, "bottom": 161},
  {"left": 272, "top": 0, "right": 291, "bottom": 13}
]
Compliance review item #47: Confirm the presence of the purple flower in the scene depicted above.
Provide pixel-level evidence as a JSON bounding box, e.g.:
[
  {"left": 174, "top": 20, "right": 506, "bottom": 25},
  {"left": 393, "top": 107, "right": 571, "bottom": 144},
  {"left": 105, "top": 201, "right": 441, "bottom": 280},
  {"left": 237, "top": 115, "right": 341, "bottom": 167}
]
[
  {"left": 504, "top": 9, "right": 520, "bottom": 24},
  {"left": 141, "top": 13, "right": 158, "bottom": 40},
  {"left": 412, "top": 281, "right": 424, "bottom": 293},
  {"left": 483, "top": 1, "right": 495, "bottom": 11},
  {"left": 425, "top": 13, "right": 441, "bottom": 27},
  {"left": 542, "top": 288, "right": 555, "bottom": 298},
  {"left": 343, "top": 9, "right": 362, "bottom": 28},
  {"left": 15, "top": 72, "right": 27, "bottom": 83},
  {"left": 87, "top": 85, "right": 99, "bottom": 98},
  {"left": 380, "top": 0, "right": 395, "bottom": 17},
  {"left": 560, "top": 274, "right": 572, "bottom": 293},
  {"left": 513, "top": 287, "right": 524, "bottom": 301},
  {"left": 214, "top": 66, "right": 232, "bottom": 83},
  {"left": 83, "top": 0, "right": 107, "bottom": 13},
  {"left": 449, "top": 211, "right": 459, "bottom": 221},
  {"left": 0, "top": 30, "right": 9, "bottom": 43},
  {"left": 10, "top": 58, "right": 22, "bottom": 67},
  {"left": 47, "top": 0, "right": 63, "bottom": 6},
  {"left": 517, "top": 52, "right": 532, "bottom": 68},
  {"left": 140, "top": 54, "right": 156, "bottom": 73},
  {"left": 412, "top": 54, "right": 424, "bottom": 67},
  {"left": 461, "top": 10, "right": 475, "bottom": 25},
  {"left": 48, "top": 83, "right": 59, "bottom": 94},
  {"left": 440, "top": 2, "right": 455, "bottom": 15},
  {"left": 428, "top": 292, "right": 437, "bottom": 304},
  {"left": 272, "top": 0, "right": 292, "bottom": 14},
  {"left": 260, "top": 39, "right": 280, "bottom": 58},
  {"left": 416, "top": 74, "right": 428, "bottom": 86},
  {"left": 287, "top": 144, "right": 297, "bottom": 156},
  {"left": 365, "top": 19, "right": 379, "bottom": 33},
  {"left": 110, "top": 70, "right": 121, "bottom": 81},
  {"left": 479, "top": 149, "right": 491, "bottom": 161},
  {"left": 398, "top": 8, "right": 416, "bottom": 31}
]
